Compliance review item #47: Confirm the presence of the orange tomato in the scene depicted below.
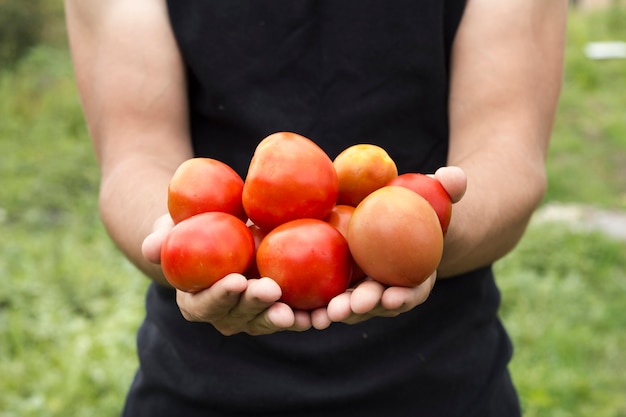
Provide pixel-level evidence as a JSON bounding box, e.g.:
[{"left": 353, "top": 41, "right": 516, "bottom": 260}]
[
  {"left": 347, "top": 186, "right": 443, "bottom": 287},
  {"left": 387, "top": 173, "right": 453, "bottom": 235}
]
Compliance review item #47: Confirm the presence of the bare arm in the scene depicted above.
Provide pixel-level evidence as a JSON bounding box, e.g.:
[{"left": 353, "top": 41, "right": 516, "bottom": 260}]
[
  {"left": 438, "top": 0, "right": 568, "bottom": 277},
  {"left": 65, "top": 0, "right": 193, "bottom": 285}
]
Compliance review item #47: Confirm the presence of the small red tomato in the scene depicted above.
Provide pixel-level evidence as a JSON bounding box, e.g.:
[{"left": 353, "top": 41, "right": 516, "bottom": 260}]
[
  {"left": 387, "top": 173, "right": 452, "bottom": 235},
  {"left": 324, "top": 205, "right": 367, "bottom": 284},
  {"left": 242, "top": 132, "right": 339, "bottom": 231},
  {"left": 348, "top": 186, "right": 443, "bottom": 287},
  {"left": 256, "top": 218, "right": 352, "bottom": 310},
  {"left": 161, "top": 212, "right": 255, "bottom": 292},
  {"left": 168, "top": 157, "right": 246, "bottom": 224}
]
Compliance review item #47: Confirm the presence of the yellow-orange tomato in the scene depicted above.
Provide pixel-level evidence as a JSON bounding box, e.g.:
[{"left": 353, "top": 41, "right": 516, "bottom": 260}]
[
  {"left": 242, "top": 132, "right": 339, "bottom": 231},
  {"left": 333, "top": 144, "right": 398, "bottom": 207},
  {"left": 324, "top": 205, "right": 367, "bottom": 284},
  {"left": 347, "top": 186, "right": 443, "bottom": 287}
]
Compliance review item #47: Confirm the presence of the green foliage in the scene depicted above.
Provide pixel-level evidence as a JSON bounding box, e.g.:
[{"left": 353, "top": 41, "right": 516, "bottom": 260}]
[
  {"left": 496, "top": 225, "right": 626, "bottom": 417},
  {"left": 0, "top": 0, "right": 43, "bottom": 68},
  {"left": 546, "top": 4, "right": 626, "bottom": 209},
  {"left": 0, "top": 46, "right": 148, "bottom": 417}
]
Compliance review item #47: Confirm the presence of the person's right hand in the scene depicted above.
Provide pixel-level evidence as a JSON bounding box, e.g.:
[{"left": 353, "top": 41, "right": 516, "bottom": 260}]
[{"left": 141, "top": 214, "right": 313, "bottom": 336}]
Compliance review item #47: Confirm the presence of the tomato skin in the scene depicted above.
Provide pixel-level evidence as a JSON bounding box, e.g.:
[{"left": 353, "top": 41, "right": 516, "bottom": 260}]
[
  {"left": 256, "top": 218, "right": 352, "bottom": 310},
  {"left": 333, "top": 143, "right": 398, "bottom": 207},
  {"left": 242, "top": 132, "right": 339, "bottom": 231},
  {"left": 387, "top": 173, "right": 452, "bottom": 235},
  {"left": 161, "top": 212, "right": 255, "bottom": 293},
  {"left": 324, "top": 205, "right": 367, "bottom": 284},
  {"left": 168, "top": 158, "right": 246, "bottom": 224},
  {"left": 348, "top": 186, "right": 443, "bottom": 287}
]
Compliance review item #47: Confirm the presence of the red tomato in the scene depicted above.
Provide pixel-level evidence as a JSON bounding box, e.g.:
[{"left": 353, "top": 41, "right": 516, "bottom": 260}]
[
  {"left": 256, "top": 218, "right": 352, "bottom": 310},
  {"left": 347, "top": 186, "right": 443, "bottom": 287},
  {"left": 387, "top": 173, "right": 452, "bottom": 235},
  {"left": 324, "top": 205, "right": 367, "bottom": 284},
  {"left": 168, "top": 157, "right": 246, "bottom": 224},
  {"left": 161, "top": 212, "right": 255, "bottom": 292},
  {"left": 242, "top": 132, "right": 339, "bottom": 231}
]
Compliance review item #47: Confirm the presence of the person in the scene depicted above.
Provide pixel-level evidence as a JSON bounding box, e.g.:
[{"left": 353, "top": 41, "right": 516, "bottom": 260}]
[{"left": 64, "top": 0, "right": 568, "bottom": 415}]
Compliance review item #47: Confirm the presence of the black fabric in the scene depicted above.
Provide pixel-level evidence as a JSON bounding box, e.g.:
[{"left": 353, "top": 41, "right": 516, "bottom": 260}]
[{"left": 123, "top": 1, "right": 522, "bottom": 416}]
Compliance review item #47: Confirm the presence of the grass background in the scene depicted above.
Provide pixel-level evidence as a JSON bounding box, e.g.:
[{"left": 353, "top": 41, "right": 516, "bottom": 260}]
[{"left": 1, "top": 4, "right": 625, "bottom": 417}]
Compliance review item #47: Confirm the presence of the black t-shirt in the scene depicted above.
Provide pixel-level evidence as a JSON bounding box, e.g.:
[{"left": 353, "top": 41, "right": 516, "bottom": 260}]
[{"left": 122, "top": 2, "right": 521, "bottom": 416}]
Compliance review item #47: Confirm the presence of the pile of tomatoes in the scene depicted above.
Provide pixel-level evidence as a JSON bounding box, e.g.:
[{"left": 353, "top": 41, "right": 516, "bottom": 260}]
[{"left": 161, "top": 132, "right": 452, "bottom": 310}]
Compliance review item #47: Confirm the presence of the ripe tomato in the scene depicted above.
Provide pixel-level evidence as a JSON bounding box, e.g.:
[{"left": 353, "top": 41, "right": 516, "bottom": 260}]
[
  {"left": 333, "top": 143, "right": 398, "bottom": 207},
  {"left": 242, "top": 132, "right": 339, "bottom": 231},
  {"left": 161, "top": 212, "right": 255, "bottom": 292},
  {"left": 387, "top": 173, "right": 452, "bottom": 235},
  {"left": 256, "top": 218, "right": 352, "bottom": 310},
  {"left": 324, "top": 205, "right": 367, "bottom": 284},
  {"left": 167, "top": 157, "right": 246, "bottom": 224},
  {"left": 347, "top": 186, "right": 443, "bottom": 287}
]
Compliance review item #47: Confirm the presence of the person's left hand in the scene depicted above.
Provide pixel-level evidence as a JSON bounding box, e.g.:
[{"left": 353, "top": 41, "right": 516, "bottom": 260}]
[
  {"left": 310, "top": 273, "right": 436, "bottom": 329},
  {"left": 309, "top": 165, "right": 466, "bottom": 330}
]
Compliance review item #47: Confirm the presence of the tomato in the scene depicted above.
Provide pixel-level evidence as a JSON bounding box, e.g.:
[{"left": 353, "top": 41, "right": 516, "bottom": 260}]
[
  {"left": 256, "top": 218, "right": 352, "bottom": 310},
  {"left": 324, "top": 205, "right": 367, "bottom": 284},
  {"left": 347, "top": 186, "right": 443, "bottom": 287},
  {"left": 333, "top": 143, "right": 398, "bottom": 207},
  {"left": 387, "top": 172, "right": 452, "bottom": 234},
  {"left": 167, "top": 157, "right": 246, "bottom": 224},
  {"left": 242, "top": 132, "right": 339, "bottom": 231},
  {"left": 243, "top": 223, "right": 268, "bottom": 279},
  {"left": 161, "top": 212, "right": 255, "bottom": 292}
]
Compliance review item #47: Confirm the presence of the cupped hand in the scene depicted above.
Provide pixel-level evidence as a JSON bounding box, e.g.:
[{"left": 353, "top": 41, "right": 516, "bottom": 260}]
[
  {"left": 176, "top": 274, "right": 312, "bottom": 335},
  {"left": 310, "top": 165, "right": 466, "bottom": 330},
  {"left": 310, "top": 273, "right": 436, "bottom": 329},
  {"left": 141, "top": 214, "right": 312, "bottom": 335},
  {"left": 141, "top": 166, "right": 467, "bottom": 335}
]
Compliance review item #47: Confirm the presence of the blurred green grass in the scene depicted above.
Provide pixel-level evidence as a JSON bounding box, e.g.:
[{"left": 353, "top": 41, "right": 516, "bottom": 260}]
[{"left": 1, "top": 5, "right": 625, "bottom": 417}]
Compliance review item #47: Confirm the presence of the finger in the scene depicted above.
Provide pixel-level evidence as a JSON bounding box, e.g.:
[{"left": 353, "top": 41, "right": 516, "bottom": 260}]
[
  {"left": 254, "top": 302, "right": 296, "bottom": 332},
  {"left": 326, "top": 292, "right": 354, "bottom": 322},
  {"left": 142, "top": 214, "right": 174, "bottom": 264},
  {"left": 292, "top": 310, "right": 314, "bottom": 331},
  {"left": 310, "top": 307, "right": 332, "bottom": 330},
  {"left": 227, "top": 277, "right": 283, "bottom": 321},
  {"left": 177, "top": 273, "right": 248, "bottom": 322},
  {"left": 434, "top": 166, "right": 467, "bottom": 203},
  {"left": 381, "top": 273, "right": 436, "bottom": 311},
  {"left": 350, "top": 279, "right": 385, "bottom": 314}
]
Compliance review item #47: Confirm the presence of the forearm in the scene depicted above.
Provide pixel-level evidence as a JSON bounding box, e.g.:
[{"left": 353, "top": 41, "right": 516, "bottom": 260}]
[
  {"left": 437, "top": 140, "right": 547, "bottom": 278},
  {"left": 98, "top": 155, "right": 183, "bottom": 286},
  {"left": 437, "top": 0, "right": 567, "bottom": 278}
]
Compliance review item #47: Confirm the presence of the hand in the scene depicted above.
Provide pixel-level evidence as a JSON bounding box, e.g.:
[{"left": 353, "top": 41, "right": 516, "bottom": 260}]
[
  {"left": 310, "top": 273, "right": 436, "bottom": 329},
  {"left": 309, "top": 165, "right": 467, "bottom": 330},
  {"left": 142, "top": 214, "right": 313, "bottom": 336},
  {"left": 176, "top": 274, "right": 313, "bottom": 336},
  {"left": 142, "top": 166, "right": 467, "bottom": 335}
]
